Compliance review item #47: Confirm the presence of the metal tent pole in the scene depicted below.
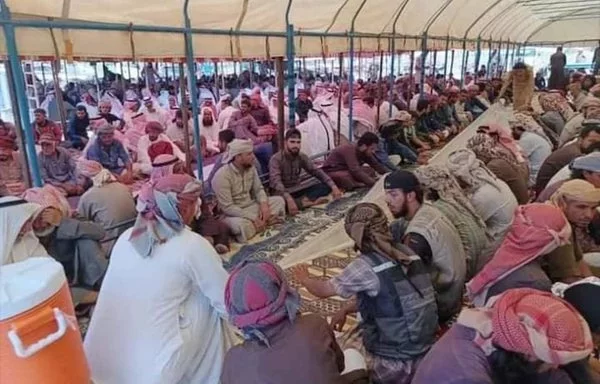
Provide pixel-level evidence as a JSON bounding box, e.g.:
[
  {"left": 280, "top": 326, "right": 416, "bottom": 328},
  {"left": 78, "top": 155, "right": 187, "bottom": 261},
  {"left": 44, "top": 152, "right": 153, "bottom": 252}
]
[
  {"left": 486, "top": 40, "right": 493, "bottom": 79},
  {"left": 409, "top": 50, "right": 415, "bottom": 100},
  {"left": 450, "top": 49, "right": 455, "bottom": 78},
  {"left": 336, "top": 53, "right": 343, "bottom": 145},
  {"left": 0, "top": 0, "right": 42, "bottom": 186},
  {"left": 474, "top": 37, "right": 482, "bottom": 76},
  {"left": 443, "top": 36, "right": 450, "bottom": 79},
  {"left": 347, "top": 0, "right": 367, "bottom": 142},
  {"left": 183, "top": 0, "right": 203, "bottom": 179},
  {"left": 285, "top": 0, "right": 296, "bottom": 128},
  {"left": 503, "top": 41, "right": 510, "bottom": 75},
  {"left": 275, "top": 57, "right": 285, "bottom": 150},
  {"left": 419, "top": 33, "right": 428, "bottom": 99},
  {"left": 460, "top": 40, "right": 467, "bottom": 87}
]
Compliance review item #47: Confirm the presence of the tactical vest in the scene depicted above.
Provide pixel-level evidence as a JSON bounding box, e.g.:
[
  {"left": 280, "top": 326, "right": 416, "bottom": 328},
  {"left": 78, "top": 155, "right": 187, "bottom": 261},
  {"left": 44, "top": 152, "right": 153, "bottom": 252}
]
[{"left": 356, "top": 249, "right": 438, "bottom": 361}]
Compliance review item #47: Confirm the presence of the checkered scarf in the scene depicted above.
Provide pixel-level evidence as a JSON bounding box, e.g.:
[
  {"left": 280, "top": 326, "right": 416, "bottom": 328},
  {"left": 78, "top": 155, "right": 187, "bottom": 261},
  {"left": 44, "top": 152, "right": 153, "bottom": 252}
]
[
  {"left": 446, "top": 149, "right": 503, "bottom": 195},
  {"left": 129, "top": 174, "right": 202, "bottom": 257},
  {"left": 538, "top": 92, "right": 574, "bottom": 121},
  {"left": 344, "top": 203, "right": 415, "bottom": 264},
  {"left": 457, "top": 288, "right": 594, "bottom": 365},
  {"left": 466, "top": 203, "right": 571, "bottom": 306},
  {"left": 467, "top": 132, "right": 521, "bottom": 168},
  {"left": 414, "top": 165, "right": 487, "bottom": 230},
  {"left": 225, "top": 260, "right": 300, "bottom": 346}
]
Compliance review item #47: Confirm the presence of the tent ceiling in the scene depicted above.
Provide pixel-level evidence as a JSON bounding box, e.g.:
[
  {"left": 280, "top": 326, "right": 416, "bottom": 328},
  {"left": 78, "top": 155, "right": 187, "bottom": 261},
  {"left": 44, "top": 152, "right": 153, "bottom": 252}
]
[{"left": 1, "top": 0, "right": 598, "bottom": 59}]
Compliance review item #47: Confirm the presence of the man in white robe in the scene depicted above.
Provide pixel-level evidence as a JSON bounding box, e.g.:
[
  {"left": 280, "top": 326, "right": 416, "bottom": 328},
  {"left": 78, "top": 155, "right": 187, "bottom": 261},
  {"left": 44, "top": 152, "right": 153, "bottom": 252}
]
[
  {"left": 84, "top": 174, "right": 236, "bottom": 384},
  {"left": 137, "top": 121, "right": 185, "bottom": 175},
  {"left": 0, "top": 196, "right": 47, "bottom": 265},
  {"left": 142, "top": 96, "right": 170, "bottom": 128}
]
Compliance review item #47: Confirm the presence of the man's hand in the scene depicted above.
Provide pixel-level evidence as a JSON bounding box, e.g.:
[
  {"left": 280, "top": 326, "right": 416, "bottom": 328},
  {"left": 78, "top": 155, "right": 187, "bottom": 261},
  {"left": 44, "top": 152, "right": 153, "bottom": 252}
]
[
  {"left": 259, "top": 202, "right": 272, "bottom": 222},
  {"left": 118, "top": 172, "right": 134, "bottom": 185},
  {"left": 286, "top": 196, "right": 299, "bottom": 216},
  {"left": 290, "top": 264, "right": 310, "bottom": 284},
  {"left": 331, "top": 186, "right": 343, "bottom": 200},
  {"left": 253, "top": 217, "right": 266, "bottom": 233},
  {"left": 330, "top": 308, "right": 348, "bottom": 332}
]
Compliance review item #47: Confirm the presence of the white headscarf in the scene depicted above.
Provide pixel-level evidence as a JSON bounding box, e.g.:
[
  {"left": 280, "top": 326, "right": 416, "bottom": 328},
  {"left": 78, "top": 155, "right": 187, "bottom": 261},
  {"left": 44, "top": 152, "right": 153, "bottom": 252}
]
[{"left": 0, "top": 196, "right": 49, "bottom": 265}]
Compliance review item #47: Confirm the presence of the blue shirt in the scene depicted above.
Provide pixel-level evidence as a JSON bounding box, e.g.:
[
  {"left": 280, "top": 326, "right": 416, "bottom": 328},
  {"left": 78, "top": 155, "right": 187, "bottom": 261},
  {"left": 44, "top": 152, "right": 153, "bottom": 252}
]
[{"left": 86, "top": 139, "right": 130, "bottom": 174}]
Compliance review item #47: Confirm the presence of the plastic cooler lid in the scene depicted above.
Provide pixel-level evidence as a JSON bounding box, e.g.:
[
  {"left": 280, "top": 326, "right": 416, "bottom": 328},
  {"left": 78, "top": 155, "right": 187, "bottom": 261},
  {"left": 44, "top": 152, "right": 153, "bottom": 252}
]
[{"left": 0, "top": 257, "right": 66, "bottom": 321}]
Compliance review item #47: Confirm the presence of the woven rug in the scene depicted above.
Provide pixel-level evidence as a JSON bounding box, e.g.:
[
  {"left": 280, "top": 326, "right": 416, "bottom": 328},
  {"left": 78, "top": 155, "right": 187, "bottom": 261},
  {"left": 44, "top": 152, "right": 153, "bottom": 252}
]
[{"left": 224, "top": 189, "right": 368, "bottom": 270}]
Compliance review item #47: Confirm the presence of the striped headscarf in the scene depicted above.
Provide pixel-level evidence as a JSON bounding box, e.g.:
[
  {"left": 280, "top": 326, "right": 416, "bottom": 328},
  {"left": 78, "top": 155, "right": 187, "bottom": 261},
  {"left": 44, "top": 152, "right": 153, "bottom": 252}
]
[
  {"left": 344, "top": 203, "right": 416, "bottom": 264},
  {"left": 479, "top": 124, "right": 526, "bottom": 163},
  {"left": 538, "top": 92, "right": 574, "bottom": 121},
  {"left": 467, "top": 132, "right": 521, "bottom": 167},
  {"left": 21, "top": 185, "right": 71, "bottom": 236},
  {"left": 414, "top": 165, "right": 487, "bottom": 229},
  {"left": 129, "top": 174, "right": 202, "bottom": 257},
  {"left": 512, "top": 112, "right": 553, "bottom": 146},
  {"left": 457, "top": 288, "right": 593, "bottom": 365},
  {"left": 467, "top": 203, "right": 572, "bottom": 306},
  {"left": 446, "top": 149, "right": 502, "bottom": 195},
  {"left": 225, "top": 260, "right": 300, "bottom": 346}
]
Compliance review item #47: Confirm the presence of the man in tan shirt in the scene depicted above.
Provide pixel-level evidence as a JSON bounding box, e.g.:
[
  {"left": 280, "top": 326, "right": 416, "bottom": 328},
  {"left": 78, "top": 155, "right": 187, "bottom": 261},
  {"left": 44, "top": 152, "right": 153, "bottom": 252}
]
[{"left": 212, "top": 139, "right": 285, "bottom": 242}]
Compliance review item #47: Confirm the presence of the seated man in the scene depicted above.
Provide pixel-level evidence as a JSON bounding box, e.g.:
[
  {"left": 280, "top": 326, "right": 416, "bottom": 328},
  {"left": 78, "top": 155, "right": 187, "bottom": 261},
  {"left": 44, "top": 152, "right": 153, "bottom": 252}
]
[
  {"left": 211, "top": 139, "right": 285, "bottom": 243},
  {"left": 466, "top": 203, "right": 572, "bottom": 306},
  {"left": 292, "top": 203, "right": 438, "bottom": 384},
  {"left": 32, "top": 108, "right": 63, "bottom": 143},
  {"left": 23, "top": 185, "right": 107, "bottom": 292},
  {"left": 38, "top": 133, "right": 84, "bottom": 196},
  {"left": 222, "top": 260, "right": 369, "bottom": 384},
  {"left": 136, "top": 121, "right": 185, "bottom": 175},
  {"left": 269, "top": 129, "right": 342, "bottom": 215},
  {"left": 384, "top": 170, "right": 467, "bottom": 323},
  {"left": 77, "top": 160, "right": 137, "bottom": 255},
  {"left": 85, "top": 124, "right": 134, "bottom": 184},
  {"left": 322, "top": 132, "right": 388, "bottom": 191},
  {"left": 228, "top": 98, "right": 273, "bottom": 175},
  {"left": 412, "top": 289, "right": 594, "bottom": 384},
  {"left": 0, "top": 136, "right": 24, "bottom": 196}
]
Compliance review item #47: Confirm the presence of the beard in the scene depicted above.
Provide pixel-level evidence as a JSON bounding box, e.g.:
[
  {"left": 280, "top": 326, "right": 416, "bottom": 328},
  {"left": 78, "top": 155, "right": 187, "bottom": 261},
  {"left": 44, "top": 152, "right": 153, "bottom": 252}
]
[
  {"left": 202, "top": 117, "right": 214, "bottom": 126},
  {"left": 287, "top": 147, "right": 300, "bottom": 156},
  {"left": 390, "top": 201, "right": 409, "bottom": 219}
]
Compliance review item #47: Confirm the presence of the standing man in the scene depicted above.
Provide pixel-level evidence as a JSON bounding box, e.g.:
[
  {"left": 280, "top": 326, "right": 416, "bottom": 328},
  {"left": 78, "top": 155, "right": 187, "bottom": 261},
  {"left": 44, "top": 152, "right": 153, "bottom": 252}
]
[
  {"left": 269, "top": 129, "right": 342, "bottom": 215},
  {"left": 211, "top": 139, "right": 285, "bottom": 243},
  {"left": 549, "top": 46, "right": 567, "bottom": 90},
  {"left": 384, "top": 170, "right": 466, "bottom": 323}
]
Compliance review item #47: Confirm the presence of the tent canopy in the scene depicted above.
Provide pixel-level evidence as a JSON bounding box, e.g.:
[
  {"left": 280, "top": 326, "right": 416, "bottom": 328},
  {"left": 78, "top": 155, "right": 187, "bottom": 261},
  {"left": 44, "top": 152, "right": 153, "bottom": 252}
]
[{"left": 1, "top": 0, "right": 598, "bottom": 59}]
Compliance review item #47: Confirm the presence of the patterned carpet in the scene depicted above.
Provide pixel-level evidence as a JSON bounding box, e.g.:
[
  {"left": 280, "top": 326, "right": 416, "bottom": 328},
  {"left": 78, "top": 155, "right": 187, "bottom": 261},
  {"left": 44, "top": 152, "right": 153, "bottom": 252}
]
[{"left": 223, "top": 189, "right": 369, "bottom": 270}]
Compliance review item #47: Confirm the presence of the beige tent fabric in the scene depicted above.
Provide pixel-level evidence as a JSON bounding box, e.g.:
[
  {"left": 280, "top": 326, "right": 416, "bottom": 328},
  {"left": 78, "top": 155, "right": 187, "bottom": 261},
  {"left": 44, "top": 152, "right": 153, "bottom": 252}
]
[
  {"left": 1, "top": 0, "right": 597, "bottom": 59},
  {"left": 278, "top": 103, "right": 514, "bottom": 269}
]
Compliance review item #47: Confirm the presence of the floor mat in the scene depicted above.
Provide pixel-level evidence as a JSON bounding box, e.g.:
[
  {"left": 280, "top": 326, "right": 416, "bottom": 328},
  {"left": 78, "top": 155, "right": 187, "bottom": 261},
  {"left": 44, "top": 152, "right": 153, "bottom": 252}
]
[{"left": 224, "top": 189, "right": 368, "bottom": 270}]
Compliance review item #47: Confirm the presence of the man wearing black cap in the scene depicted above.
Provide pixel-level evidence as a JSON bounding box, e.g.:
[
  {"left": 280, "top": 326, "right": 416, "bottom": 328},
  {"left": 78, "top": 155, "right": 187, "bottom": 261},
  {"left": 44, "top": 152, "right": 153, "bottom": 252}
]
[{"left": 384, "top": 170, "right": 466, "bottom": 323}]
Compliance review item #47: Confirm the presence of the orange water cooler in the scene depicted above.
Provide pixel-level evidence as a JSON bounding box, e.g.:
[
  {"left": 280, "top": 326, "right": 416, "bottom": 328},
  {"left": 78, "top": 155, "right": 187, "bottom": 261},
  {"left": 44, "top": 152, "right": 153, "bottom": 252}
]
[{"left": 0, "top": 257, "right": 91, "bottom": 384}]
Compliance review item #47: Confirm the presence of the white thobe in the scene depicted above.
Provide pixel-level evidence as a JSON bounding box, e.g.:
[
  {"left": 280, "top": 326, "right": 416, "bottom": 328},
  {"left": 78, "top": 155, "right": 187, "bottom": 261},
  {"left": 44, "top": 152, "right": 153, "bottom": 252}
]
[
  {"left": 218, "top": 106, "right": 237, "bottom": 131},
  {"left": 84, "top": 228, "right": 236, "bottom": 384},
  {"left": 201, "top": 123, "right": 220, "bottom": 153},
  {"left": 143, "top": 107, "right": 171, "bottom": 128}
]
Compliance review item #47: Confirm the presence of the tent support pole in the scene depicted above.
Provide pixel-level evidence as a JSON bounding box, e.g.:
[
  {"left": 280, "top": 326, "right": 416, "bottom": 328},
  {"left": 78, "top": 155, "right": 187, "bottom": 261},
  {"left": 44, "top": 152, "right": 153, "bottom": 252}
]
[
  {"left": 409, "top": 50, "right": 415, "bottom": 100},
  {"left": 419, "top": 33, "right": 427, "bottom": 98},
  {"left": 460, "top": 39, "right": 467, "bottom": 87},
  {"left": 450, "top": 49, "right": 455, "bottom": 78},
  {"left": 347, "top": 0, "right": 367, "bottom": 142},
  {"left": 184, "top": 0, "right": 203, "bottom": 179},
  {"left": 0, "top": 0, "right": 42, "bottom": 186},
  {"left": 443, "top": 36, "right": 450, "bottom": 79},
  {"left": 388, "top": 40, "right": 396, "bottom": 118},
  {"left": 275, "top": 57, "right": 285, "bottom": 150},
  {"left": 486, "top": 40, "right": 493, "bottom": 79},
  {"left": 474, "top": 37, "right": 482, "bottom": 77},
  {"left": 336, "top": 53, "right": 343, "bottom": 146},
  {"left": 4, "top": 60, "right": 31, "bottom": 188},
  {"left": 503, "top": 40, "right": 510, "bottom": 75},
  {"left": 178, "top": 63, "right": 192, "bottom": 174},
  {"left": 285, "top": 0, "right": 296, "bottom": 129}
]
